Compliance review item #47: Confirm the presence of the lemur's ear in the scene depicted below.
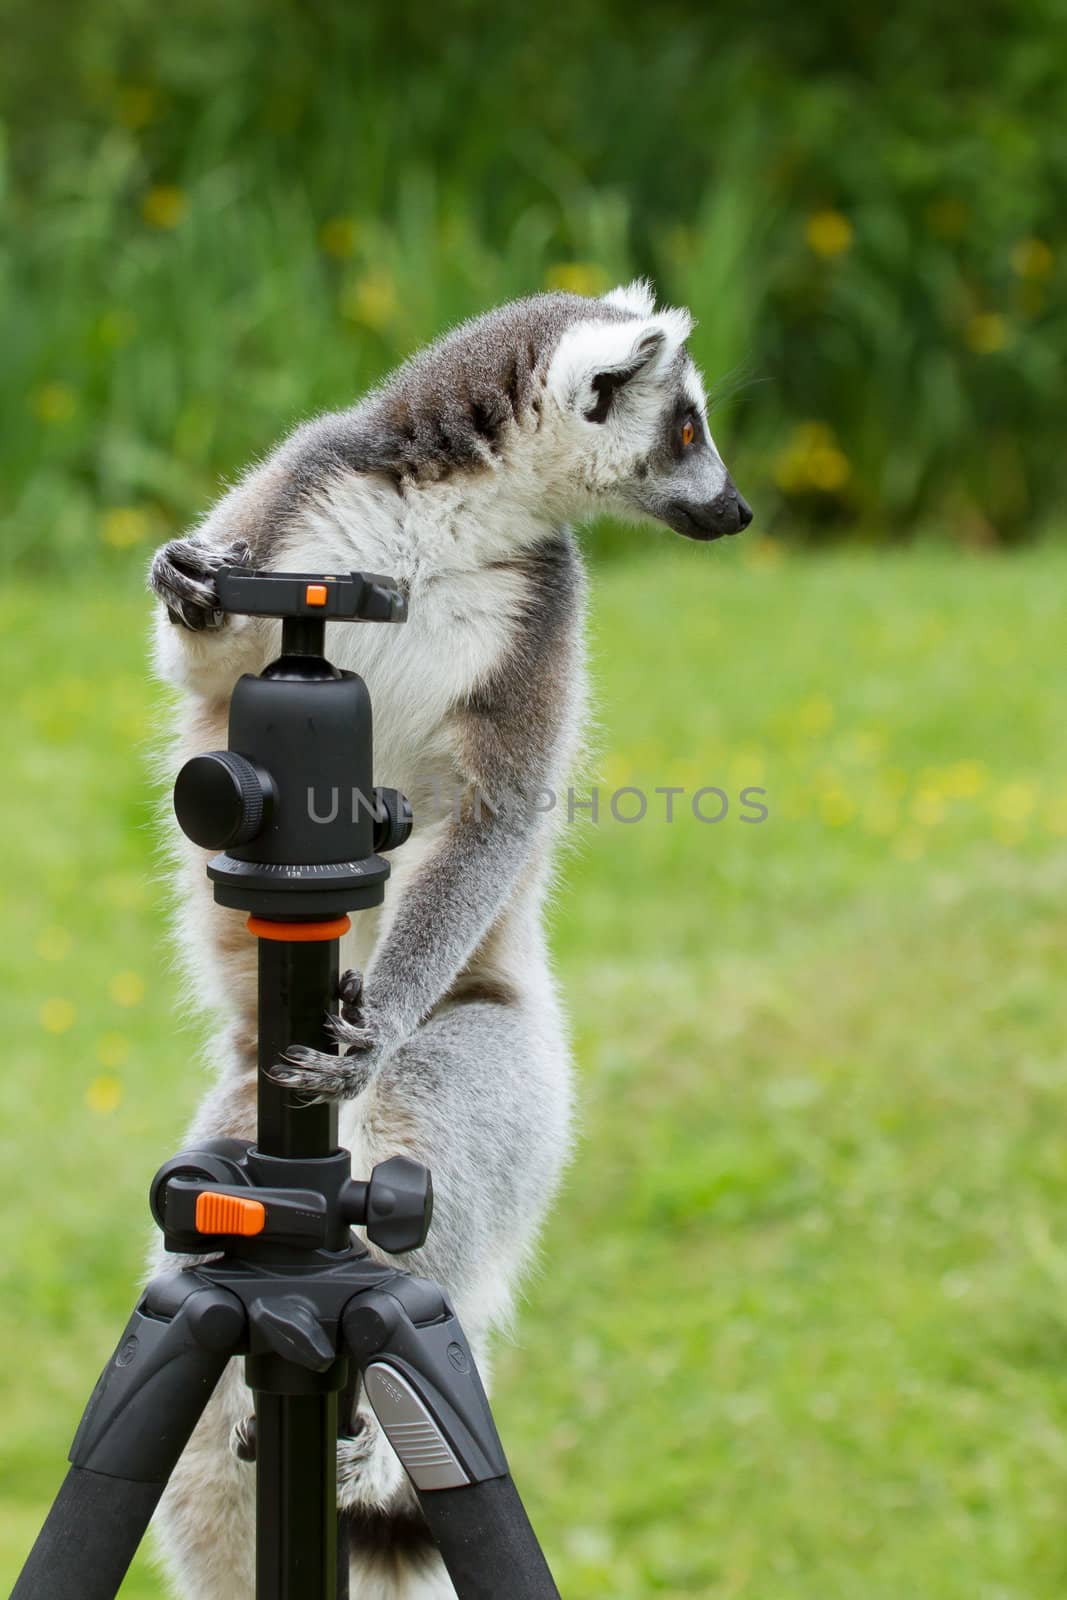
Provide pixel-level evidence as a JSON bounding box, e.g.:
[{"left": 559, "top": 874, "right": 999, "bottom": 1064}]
[
  {"left": 547, "top": 307, "right": 693, "bottom": 424},
  {"left": 601, "top": 278, "right": 657, "bottom": 318}
]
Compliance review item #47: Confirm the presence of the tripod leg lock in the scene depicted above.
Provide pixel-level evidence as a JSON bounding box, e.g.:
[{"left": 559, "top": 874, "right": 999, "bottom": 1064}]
[
  {"left": 343, "top": 1279, "right": 561, "bottom": 1599},
  {"left": 342, "top": 1280, "right": 507, "bottom": 1491},
  {"left": 70, "top": 1271, "right": 247, "bottom": 1483}
]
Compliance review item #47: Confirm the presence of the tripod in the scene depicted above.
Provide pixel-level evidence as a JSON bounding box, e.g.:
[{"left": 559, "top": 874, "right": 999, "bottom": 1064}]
[{"left": 13, "top": 568, "right": 560, "bottom": 1600}]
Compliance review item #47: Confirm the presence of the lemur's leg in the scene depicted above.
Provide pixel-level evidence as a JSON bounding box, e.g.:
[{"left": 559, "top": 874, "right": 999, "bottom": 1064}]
[{"left": 336, "top": 992, "right": 572, "bottom": 1531}]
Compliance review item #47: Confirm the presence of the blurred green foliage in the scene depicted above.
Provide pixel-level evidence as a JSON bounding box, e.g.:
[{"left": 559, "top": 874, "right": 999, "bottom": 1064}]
[{"left": 2, "top": 0, "right": 1066, "bottom": 567}]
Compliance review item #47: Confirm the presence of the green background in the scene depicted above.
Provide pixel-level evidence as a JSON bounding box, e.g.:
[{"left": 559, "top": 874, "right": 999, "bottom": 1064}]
[
  {"left": 2, "top": 3, "right": 1067, "bottom": 1595},
  {"left": 2, "top": 0, "right": 1066, "bottom": 563}
]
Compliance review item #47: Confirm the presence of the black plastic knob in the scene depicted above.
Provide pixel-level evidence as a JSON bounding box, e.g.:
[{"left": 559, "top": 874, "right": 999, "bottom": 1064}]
[
  {"left": 174, "top": 752, "right": 275, "bottom": 850},
  {"left": 247, "top": 1294, "right": 336, "bottom": 1372},
  {"left": 373, "top": 788, "right": 413, "bottom": 854},
  {"left": 341, "top": 1156, "right": 434, "bottom": 1254}
]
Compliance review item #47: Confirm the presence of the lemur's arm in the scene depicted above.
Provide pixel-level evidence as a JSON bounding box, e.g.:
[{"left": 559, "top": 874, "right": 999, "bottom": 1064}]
[{"left": 273, "top": 539, "right": 584, "bottom": 1101}]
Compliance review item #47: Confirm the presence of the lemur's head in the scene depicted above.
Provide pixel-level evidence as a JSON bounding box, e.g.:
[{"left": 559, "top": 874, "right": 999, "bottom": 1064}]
[
  {"left": 541, "top": 279, "right": 752, "bottom": 540},
  {"left": 372, "top": 280, "right": 751, "bottom": 542}
]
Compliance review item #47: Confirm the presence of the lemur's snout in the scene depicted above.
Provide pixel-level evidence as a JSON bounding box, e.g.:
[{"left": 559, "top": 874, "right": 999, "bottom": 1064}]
[{"left": 667, "top": 481, "right": 754, "bottom": 541}]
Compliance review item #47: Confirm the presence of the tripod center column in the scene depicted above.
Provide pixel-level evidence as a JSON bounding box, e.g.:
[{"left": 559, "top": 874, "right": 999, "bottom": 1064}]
[{"left": 256, "top": 933, "right": 343, "bottom": 1159}]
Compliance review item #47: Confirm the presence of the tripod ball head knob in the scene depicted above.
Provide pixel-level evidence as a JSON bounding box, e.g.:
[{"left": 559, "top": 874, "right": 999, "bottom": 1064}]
[
  {"left": 174, "top": 752, "right": 275, "bottom": 851},
  {"left": 373, "top": 788, "right": 414, "bottom": 854},
  {"left": 342, "top": 1155, "right": 434, "bottom": 1254}
]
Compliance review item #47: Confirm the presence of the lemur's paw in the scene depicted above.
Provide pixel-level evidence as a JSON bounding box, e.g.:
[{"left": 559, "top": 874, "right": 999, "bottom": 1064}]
[
  {"left": 337, "top": 1413, "right": 405, "bottom": 1514},
  {"left": 149, "top": 536, "right": 252, "bottom": 631},
  {"left": 230, "top": 1414, "right": 257, "bottom": 1462},
  {"left": 269, "top": 1044, "right": 375, "bottom": 1103},
  {"left": 270, "top": 985, "right": 397, "bottom": 1102}
]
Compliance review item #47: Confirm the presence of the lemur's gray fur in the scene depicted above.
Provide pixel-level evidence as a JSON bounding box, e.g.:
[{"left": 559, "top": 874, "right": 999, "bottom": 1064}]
[{"left": 147, "top": 280, "right": 750, "bottom": 1600}]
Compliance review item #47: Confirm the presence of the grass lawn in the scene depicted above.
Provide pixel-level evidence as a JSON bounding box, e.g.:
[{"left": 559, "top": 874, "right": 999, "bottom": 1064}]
[{"left": 2, "top": 538, "right": 1067, "bottom": 1597}]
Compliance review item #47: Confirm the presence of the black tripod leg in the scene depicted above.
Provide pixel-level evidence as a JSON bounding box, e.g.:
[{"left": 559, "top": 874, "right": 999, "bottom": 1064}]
[
  {"left": 11, "top": 1467, "right": 164, "bottom": 1600},
  {"left": 343, "top": 1280, "right": 560, "bottom": 1600},
  {"left": 12, "top": 1272, "right": 246, "bottom": 1600}
]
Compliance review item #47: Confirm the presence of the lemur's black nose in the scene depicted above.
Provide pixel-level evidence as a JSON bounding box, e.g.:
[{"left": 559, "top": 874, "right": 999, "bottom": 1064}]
[{"left": 707, "top": 484, "right": 752, "bottom": 534}]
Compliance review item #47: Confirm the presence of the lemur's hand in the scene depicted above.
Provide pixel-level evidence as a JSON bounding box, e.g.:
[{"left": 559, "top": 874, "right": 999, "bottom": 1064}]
[
  {"left": 268, "top": 970, "right": 400, "bottom": 1102},
  {"left": 149, "top": 536, "right": 252, "bottom": 631}
]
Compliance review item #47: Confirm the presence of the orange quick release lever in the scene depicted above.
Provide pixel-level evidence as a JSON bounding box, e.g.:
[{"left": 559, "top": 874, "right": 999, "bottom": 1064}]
[{"left": 195, "top": 1192, "right": 267, "bottom": 1237}]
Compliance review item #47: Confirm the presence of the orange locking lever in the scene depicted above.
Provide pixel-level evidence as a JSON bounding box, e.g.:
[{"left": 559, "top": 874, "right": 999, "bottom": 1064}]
[{"left": 195, "top": 1191, "right": 267, "bottom": 1237}]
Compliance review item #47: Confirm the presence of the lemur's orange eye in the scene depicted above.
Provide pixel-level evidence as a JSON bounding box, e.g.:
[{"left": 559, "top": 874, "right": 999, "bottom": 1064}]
[{"left": 681, "top": 419, "right": 696, "bottom": 447}]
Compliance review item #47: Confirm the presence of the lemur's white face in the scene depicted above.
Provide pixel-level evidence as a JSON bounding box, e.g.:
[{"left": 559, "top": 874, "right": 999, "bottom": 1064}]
[{"left": 543, "top": 281, "right": 752, "bottom": 540}]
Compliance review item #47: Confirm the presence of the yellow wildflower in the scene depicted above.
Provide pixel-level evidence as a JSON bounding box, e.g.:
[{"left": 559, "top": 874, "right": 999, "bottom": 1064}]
[
  {"left": 86, "top": 1076, "right": 123, "bottom": 1115},
  {"left": 1044, "top": 796, "right": 1067, "bottom": 836},
  {"left": 991, "top": 782, "right": 1036, "bottom": 824},
  {"left": 341, "top": 270, "right": 399, "bottom": 332},
  {"left": 807, "top": 444, "right": 850, "bottom": 492},
  {"left": 773, "top": 422, "right": 851, "bottom": 497},
  {"left": 100, "top": 507, "right": 152, "bottom": 549},
  {"left": 965, "top": 313, "right": 1009, "bottom": 354},
  {"left": 941, "top": 760, "right": 987, "bottom": 798},
  {"left": 819, "top": 787, "right": 855, "bottom": 828},
  {"left": 805, "top": 210, "right": 853, "bottom": 258},
  {"left": 796, "top": 693, "right": 835, "bottom": 737},
  {"left": 40, "top": 998, "right": 76, "bottom": 1034},
  {"left": 142, "top": 185, "right": 188, "bottom": 229},
  {"left": 32, "top": 383, "right": 77, "bottom": 424},
  {"left": 110, "top": 971, "right": 146, "bottom": 1008},
  {"left": 545, "top": 262, "right": 610, "bottom": 296},
  {"left": 1010, "top": 238, "right": 1053, "bottom": 281},
  {"left": 911, "top": 788, "right": 946, "bottom": 827}
]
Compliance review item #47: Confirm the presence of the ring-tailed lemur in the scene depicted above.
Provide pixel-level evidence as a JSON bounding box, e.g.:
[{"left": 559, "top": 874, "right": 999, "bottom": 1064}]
[{"left": 147, "top": 279, "right": 751, "bottom": 1600}]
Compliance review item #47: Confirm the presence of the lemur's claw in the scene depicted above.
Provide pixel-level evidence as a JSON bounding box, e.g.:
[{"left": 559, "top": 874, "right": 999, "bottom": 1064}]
[
  {"left": 231, "top": 1414, "right": 256, "bottom": 1463},
  {"left": 270, "top": 1045, "right": 373, "bottom": 1102},
  {"left": 149, "top": 536, "right": 252, "bottom": 631},
  {"left": 338, "top": 969, "right": 365, "bottom": 1026},
  {"left": 326, "top": 1010, "right": 377, "bottom": 1053}
]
